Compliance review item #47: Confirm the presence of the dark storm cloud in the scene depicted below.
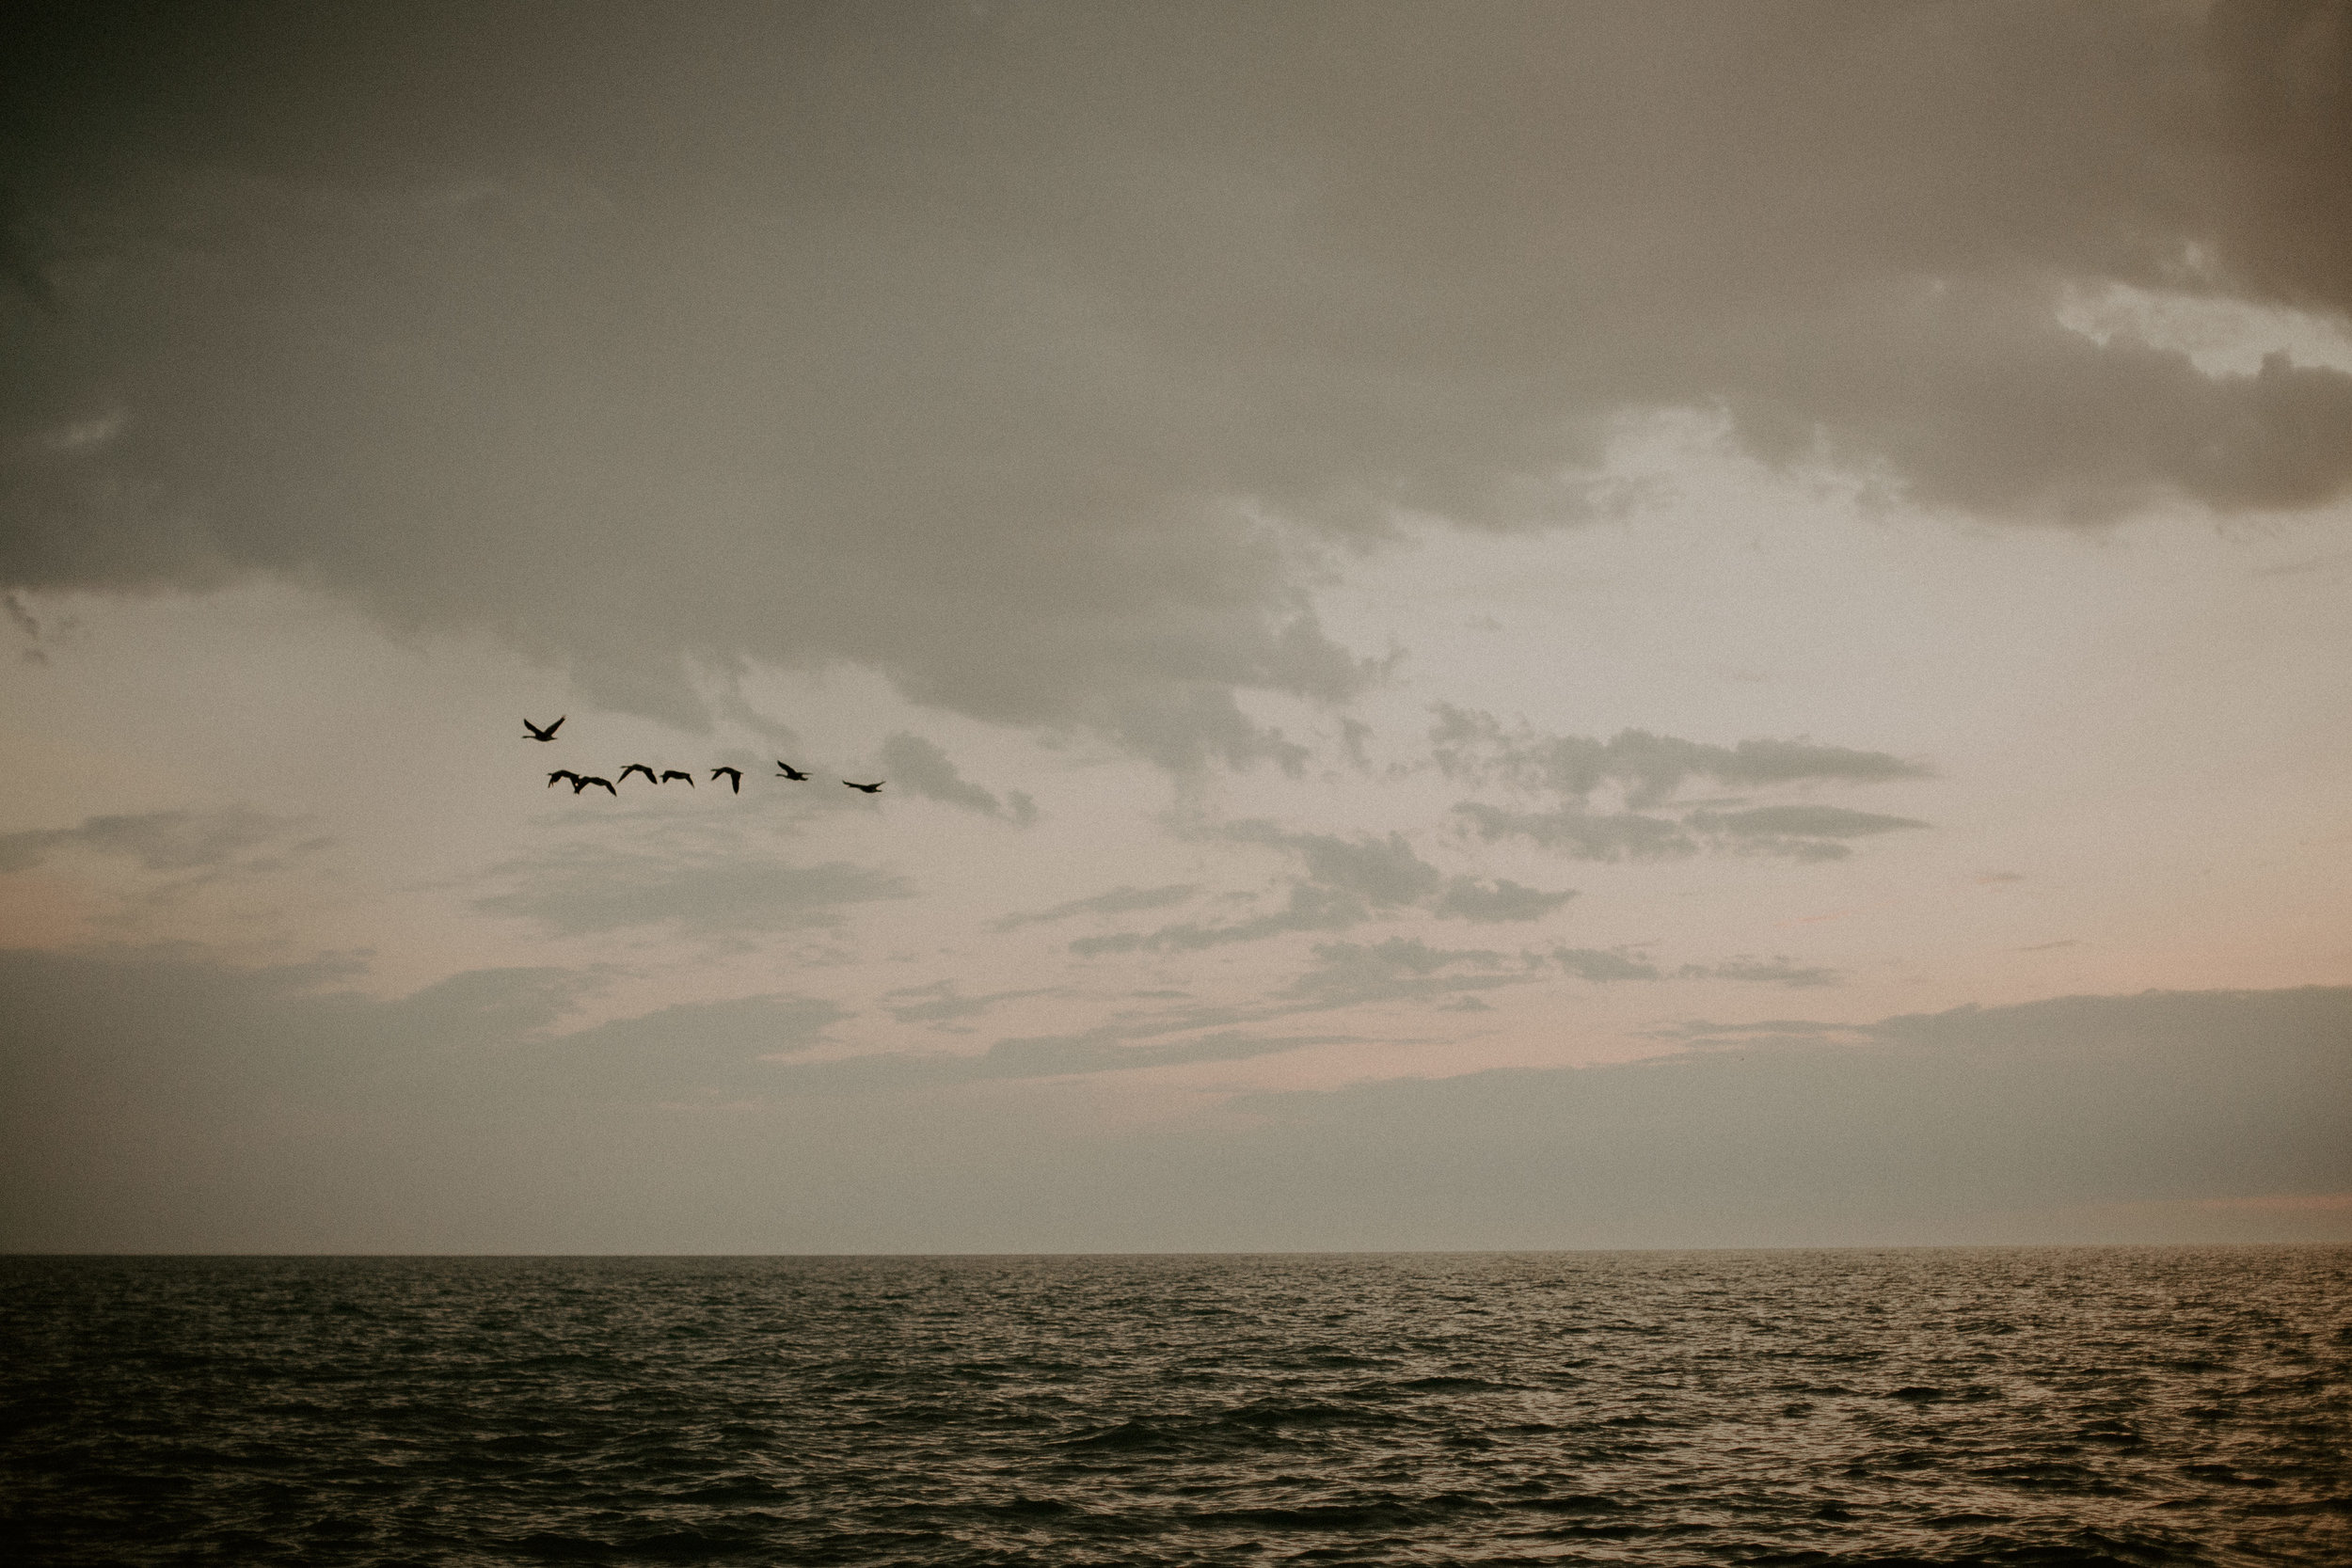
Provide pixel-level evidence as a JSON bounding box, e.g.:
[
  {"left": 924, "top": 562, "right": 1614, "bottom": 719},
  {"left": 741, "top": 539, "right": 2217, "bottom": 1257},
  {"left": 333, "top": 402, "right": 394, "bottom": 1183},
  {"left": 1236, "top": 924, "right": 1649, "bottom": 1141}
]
[
  {"left": 5, "top": 2, "right": 2347, "bottom": 759},
  {"left": 472, "top": 842, "right": 912, "bottom": 938},
  {"left": 8, "top": 944, "right": 2344, "bottom": 1250},
  {"left": 0, "top": 806, "right": 309, "bottom": 875},
  {"left": 875, "top": 734, "right": 1037, "bottom": 824}
]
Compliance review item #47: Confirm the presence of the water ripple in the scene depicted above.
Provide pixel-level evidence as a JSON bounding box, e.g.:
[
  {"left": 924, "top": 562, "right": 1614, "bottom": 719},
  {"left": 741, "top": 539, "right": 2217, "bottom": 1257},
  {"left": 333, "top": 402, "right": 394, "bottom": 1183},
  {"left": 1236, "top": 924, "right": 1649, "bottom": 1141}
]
[{"left": 2, "top": 1248, "right": 2346, "bottom": 1565}]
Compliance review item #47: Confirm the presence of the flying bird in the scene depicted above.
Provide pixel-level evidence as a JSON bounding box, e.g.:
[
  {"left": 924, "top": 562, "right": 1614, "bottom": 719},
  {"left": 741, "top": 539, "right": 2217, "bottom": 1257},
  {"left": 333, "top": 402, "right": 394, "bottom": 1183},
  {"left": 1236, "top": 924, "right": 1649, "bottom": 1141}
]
[
  {"left": 659, "top": 769, "right": 695, "bottom": 785},
  {"left": 547, "top": 769, "right": 580, "bottom": 789},
  {"left": 576, "top": 775, "right": 616, "bottom": 796},
  {"left": 711, "top": 767, "right": 743, "bottom": 793},
  {"left": 617, "top": 764, "right": 659, "bottom": 785},
  {"left": 843, "top": 780, "right": 884, "bottom": 794},
  {"left": 522, "top": 716, "right": 565, "bottom": 742},
  {"left": 775, "top": 761, "right": 810, "bottom": 781}
]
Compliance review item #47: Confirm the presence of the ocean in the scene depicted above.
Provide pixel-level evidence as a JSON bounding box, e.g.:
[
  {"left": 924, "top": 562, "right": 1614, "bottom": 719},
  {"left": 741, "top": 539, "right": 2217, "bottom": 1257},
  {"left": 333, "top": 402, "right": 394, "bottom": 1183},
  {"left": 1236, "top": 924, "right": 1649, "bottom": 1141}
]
[{"left": 2, "top": 1248, "right": 2345, "bottom": 1565}]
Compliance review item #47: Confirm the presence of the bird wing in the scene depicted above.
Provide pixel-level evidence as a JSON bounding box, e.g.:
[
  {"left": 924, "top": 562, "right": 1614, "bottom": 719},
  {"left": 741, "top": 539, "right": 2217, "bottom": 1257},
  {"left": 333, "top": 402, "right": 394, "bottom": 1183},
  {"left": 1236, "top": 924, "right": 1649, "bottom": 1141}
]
[
  {"left": 546, "top": 716, "right": 565, "bottom": 736},
  {"left": 594, "top": 778, "right": 615, "bottom": 795}
]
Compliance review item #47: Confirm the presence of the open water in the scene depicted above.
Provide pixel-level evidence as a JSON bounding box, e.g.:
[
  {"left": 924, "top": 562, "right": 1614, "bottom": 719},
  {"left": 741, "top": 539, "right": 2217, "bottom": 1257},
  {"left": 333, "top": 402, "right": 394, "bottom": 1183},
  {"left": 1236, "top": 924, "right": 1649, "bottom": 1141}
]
[{"left": 2, "top": 1248, "right": 2347, "bottom": 1566}]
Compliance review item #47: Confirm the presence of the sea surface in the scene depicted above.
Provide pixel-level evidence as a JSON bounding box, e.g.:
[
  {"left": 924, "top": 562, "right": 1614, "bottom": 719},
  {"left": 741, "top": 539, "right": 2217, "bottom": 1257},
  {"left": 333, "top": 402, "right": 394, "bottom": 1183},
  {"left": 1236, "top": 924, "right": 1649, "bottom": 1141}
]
[{"left": 2, "top": 1248, "right": 2346, "bottom": 1566}]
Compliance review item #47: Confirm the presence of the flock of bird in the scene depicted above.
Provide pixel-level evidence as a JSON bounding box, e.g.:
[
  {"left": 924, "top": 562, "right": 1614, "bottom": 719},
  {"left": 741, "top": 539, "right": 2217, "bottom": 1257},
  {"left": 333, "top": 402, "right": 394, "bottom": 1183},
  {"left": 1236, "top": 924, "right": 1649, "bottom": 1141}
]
[{"left": 523, "top": 716, "right": 883, "bottom": 798}]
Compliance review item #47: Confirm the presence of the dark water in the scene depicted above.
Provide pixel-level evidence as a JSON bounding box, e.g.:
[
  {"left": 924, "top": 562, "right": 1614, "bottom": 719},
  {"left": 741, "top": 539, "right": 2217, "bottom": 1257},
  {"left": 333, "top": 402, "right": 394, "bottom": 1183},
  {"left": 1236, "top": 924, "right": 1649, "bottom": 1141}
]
[{"left": 3, "top": 1249, "right": 2347, "bottom": 1566}]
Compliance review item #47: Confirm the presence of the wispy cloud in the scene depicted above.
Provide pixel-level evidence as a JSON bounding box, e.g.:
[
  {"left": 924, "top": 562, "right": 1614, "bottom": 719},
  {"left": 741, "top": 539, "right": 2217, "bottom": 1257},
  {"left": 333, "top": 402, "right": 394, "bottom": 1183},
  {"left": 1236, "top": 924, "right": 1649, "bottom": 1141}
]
[
  {"left": 991, "top": 883, "right": 1199, "bottom": 932},
  {"left": 767, "top": 1027, "right": 1364, "bottom": 1093},
  {"left": 1432, "top": 708, "right": 1930, "bottom": 807},
  {"left": 1073, "top": 824, "right": 1575, "bottom": 955},
  {"left": 876, "top": 733, "right": 1036, "bottom": 824},
  {"left": 1278, "top": 938, "right": 1516, "bottom": 1006},
  {"left": 0, "top": 807, "right": 308, "bottom": 876},
  {"left": 473, "top": 842, "right": 912, "bottom": 938},
  {"left": 1676, "top": 956, "right": 1844, "bottom": 989},
  {"left": 882, "top": 980, "right": 1053, "bottom": 1029}
]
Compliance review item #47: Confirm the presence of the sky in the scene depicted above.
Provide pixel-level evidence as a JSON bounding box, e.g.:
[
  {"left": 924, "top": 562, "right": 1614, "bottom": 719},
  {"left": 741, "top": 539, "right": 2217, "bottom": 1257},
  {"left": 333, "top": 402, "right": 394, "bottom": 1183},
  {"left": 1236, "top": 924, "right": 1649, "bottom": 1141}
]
[{"left": 2, "top": 0, "right": 2348, "bottom": 1254}]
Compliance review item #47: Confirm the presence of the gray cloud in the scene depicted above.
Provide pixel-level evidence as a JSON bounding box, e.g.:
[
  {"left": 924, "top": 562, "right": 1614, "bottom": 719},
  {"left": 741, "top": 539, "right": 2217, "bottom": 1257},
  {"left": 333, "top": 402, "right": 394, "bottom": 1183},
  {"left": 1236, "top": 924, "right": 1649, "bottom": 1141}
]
[
  {"left": 814, "top": 1028, "right": 1362, "bottom": 1092},
  {"left": 7, "top": 3, "right": 2347, "bottom": 763},
  {"left": 8, "top": 944, "right": 2343, "bottom": 1251},
  {"left": 1431, "top": 876, "right": 1577, "bottom": 924},
  {"left": 1211, "top": 986, "right": 2352, "bottom": 1249},
  {"left": 473, "top": 842, "right": 912, "bottom": 938},
  {"left": 990, "top": 882, "right": 1199, "bottom": 932},
  {"left": 1550, "top": 947, "right": 1666, "bottom": 983},
  {"left": 0, "top": 806, "right": 305, "bottom": 875},
  {"left": 1070, "top": 881, "right": 1364, "bottom": 958},
  {"left": 881, "top": 981, "right": 1052, "bottom": 1030},
  {"left": 1684, "top": 805, "right": 1931, "bottom": 839},
  {"left": 1279, "top": 938, "right": 1515, "bottom": 1006},
  {"left": 1454, "top": 803, "right": 1697, "bottom": 863},
  {"left": 875, "top": 733, "right": 1036, "bottom": 824},
  {"left": 1077, "top": 824, "right": 1574, "bottom": 954},
  {"left": 1543, "top": 947, "right": 1839, "bottom": 987},
  {"left": 1226, "top": 823, "right": 1442, "bottom": 907},
  {"left": 1676, "top": 956, "right": 1845, "bottom": 990},
  {"left": 1432, "top": 709, "right": 1930, "bottom": 807},
  {"left": 523, "top": 992, "right": 848, "bottom": 1097},
  {"left": 1457, "top": 800, "right": 1931, "bottom": 863}
]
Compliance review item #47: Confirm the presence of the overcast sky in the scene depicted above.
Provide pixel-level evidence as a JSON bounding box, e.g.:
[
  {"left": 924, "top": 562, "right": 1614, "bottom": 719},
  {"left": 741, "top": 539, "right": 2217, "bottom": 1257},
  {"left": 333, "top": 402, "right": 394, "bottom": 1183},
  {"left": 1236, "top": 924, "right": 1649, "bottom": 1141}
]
[{"left": 3, "top": 0, "right": 2347, "bottom": 1253}]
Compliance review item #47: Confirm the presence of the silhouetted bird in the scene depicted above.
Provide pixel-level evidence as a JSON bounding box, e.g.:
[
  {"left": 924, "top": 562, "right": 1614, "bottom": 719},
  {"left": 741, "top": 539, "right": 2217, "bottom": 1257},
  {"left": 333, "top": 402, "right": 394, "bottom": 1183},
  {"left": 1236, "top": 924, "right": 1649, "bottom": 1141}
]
[
  {"left": 775, "top": 761, "right": 811, "bottom": 780},
  {"left": 576, "top": 775, "right": 616, "bottom": 796},
  {"left": 523, "top": 716, "right": 565, "bottom": 742},
  {"left": 711, "top": 767, "right": 743, "bottom": 793},
  {"left": 617, "top": 764, "right": 659, "bottom": 785},
  {"left": 843, "top": 780, "right": 884, "bottom": 794},
  {"left": 548, "top": 770, "right": 581, "bottom": 789},
  {"left": 659, "top": 769, "right": 695, "bottom": 785}
]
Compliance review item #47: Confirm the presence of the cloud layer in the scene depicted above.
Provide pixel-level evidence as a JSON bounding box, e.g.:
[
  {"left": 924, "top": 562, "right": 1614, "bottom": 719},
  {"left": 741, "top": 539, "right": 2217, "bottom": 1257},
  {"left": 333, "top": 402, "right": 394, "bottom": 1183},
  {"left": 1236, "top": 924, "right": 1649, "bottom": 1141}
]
[
  {"left": 6, "top": 2, "right": 2350, "bottom": 758},
  {"left": 5, "top": 946, "right": 2344, "bottom": 1251}
]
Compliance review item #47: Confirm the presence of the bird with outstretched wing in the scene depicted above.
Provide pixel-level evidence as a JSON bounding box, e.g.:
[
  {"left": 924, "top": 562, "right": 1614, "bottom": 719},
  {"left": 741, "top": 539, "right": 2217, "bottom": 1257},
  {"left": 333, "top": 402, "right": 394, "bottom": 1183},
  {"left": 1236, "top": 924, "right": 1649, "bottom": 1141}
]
[
  {"left": 659, "top": 769, "right": 695, "bottom": 785},
  {"left": 843, "top": 780, "right": 884, "bottom": 794},
  {"left": 523, "top": 716, "right": 564, "bottom": 741},
  {"left": 711, "top": 767, "right": 743, "bottom": 793},
  {"left": 617, "top": 764, "right": 659, "bottom": 786}
]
